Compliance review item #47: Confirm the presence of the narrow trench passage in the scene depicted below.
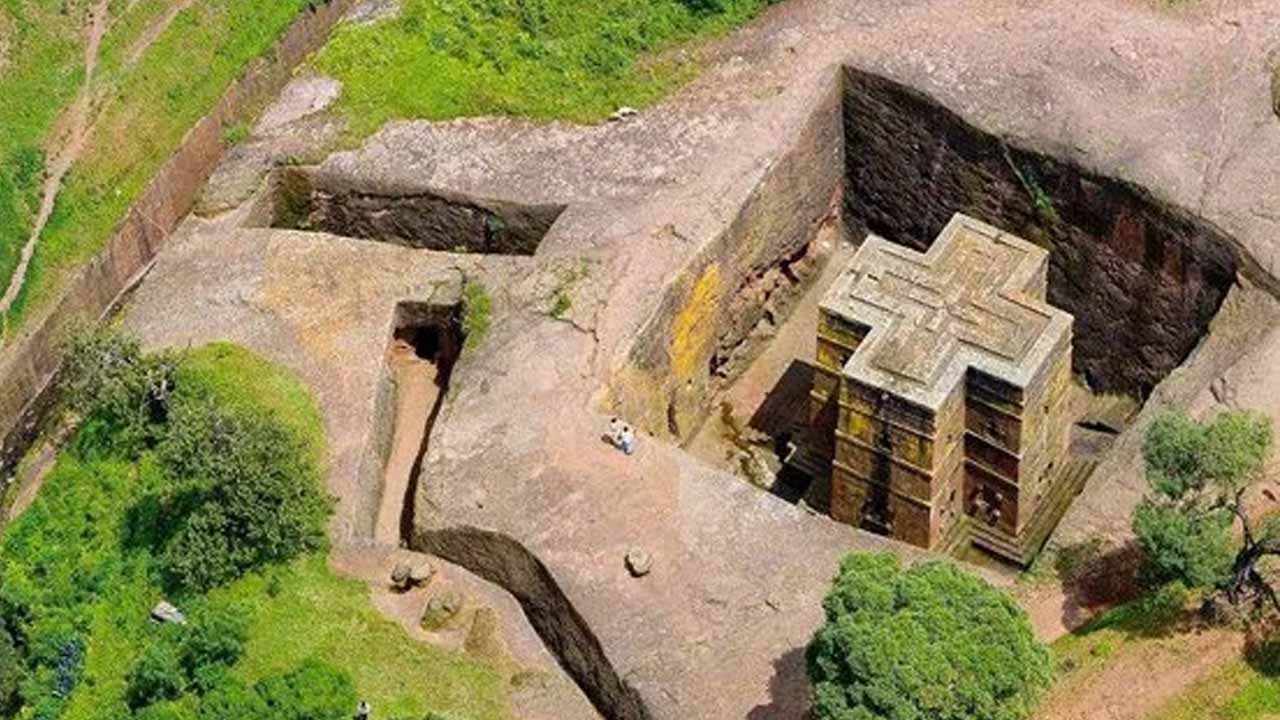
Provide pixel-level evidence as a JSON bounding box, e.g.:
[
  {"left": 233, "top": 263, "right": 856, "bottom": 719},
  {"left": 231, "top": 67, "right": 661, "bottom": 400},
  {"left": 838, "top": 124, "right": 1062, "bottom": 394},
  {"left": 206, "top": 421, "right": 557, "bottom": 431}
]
[{"left": 376, "top": 316, "right": 460, "bottom": 547}]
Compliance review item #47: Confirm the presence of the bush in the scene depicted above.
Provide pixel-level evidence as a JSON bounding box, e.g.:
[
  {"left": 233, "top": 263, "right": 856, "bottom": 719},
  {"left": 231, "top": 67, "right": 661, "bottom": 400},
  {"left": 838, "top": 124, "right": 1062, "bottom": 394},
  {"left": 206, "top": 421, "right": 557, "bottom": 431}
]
[
  {"left": 182, "top": 604, "right": 248, "bottom": 684},
  {"left": 61, "top": 328, "right": 178, "bottom": 456},
  {"left": 196, "top": 677, "right": 268, "bottom": 720},
  {"left": 0, "top": 624, "right": 23, "bottom": 716},
  {"left": 807, "top": 553, "right": 1052, "bottom": 720},
  {"left": 134, "top": 699, "right": 197, "bottom": 720},
  {"left": 156, "top": 393, "right": 331, "bottom": 592},
  {"left": 128, "top": 639, "right": 188, "bottom": 709},
  {"left": 255, "top": 659, "right": 357, "bottom": 720}
]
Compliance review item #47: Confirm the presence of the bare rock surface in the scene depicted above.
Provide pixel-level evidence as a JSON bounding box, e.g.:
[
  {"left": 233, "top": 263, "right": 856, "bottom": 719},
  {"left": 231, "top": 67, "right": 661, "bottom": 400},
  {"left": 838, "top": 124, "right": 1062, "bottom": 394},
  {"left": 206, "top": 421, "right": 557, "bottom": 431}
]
[
  {"left": 344, "top": 0, "right": 400, "bottom": 25},
  {"left": 256, "top": 75, "right": 344, "bottom": 136},
  {"left": 123, "top": 0, "right": 1280, "bottom": 718}
]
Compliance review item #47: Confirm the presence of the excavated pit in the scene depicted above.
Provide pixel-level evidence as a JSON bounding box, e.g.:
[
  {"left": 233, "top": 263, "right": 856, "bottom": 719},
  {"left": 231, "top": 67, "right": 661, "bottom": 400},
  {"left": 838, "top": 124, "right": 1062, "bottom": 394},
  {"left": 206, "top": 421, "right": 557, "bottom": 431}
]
[
  {"left": 687, "top": 68, "right": 1246, "bottom": 566},
  {"left": 412, "top": 526, "right": 651, "bottom": 720},
  {"left": 383, "top": 302, "right": 462, "bottom": 545},
  {"left": 267, "top": 167, "right": 565, "bottom": 255},
  {"left": 381, "top": 302, "right": 647, "bottom": 720},
  {"left": 841, "top": 67, "right": 1239, "bottom": 399}
]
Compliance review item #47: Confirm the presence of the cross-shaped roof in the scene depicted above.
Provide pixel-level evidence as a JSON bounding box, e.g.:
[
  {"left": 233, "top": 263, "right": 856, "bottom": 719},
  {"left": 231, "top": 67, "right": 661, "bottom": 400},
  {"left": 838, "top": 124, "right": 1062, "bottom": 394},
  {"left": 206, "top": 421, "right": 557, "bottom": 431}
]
[{"left": 822, "top": 213, "right": 1073, "bottom": 410}]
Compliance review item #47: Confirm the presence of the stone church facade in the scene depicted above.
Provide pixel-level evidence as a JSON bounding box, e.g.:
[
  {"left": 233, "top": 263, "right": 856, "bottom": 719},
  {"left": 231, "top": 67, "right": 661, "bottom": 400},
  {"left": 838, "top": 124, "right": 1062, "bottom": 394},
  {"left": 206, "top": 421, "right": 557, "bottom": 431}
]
[{"left": 808, "top": 213, "right": 1075, "bottom": 562}]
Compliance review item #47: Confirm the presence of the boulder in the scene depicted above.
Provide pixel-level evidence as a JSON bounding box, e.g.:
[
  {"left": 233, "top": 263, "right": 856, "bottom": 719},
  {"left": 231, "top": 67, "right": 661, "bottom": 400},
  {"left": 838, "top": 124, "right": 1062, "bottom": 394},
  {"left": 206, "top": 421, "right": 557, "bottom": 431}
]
[
  {"left": 408, "top": 559, "right": 436, "bottom": 586},
  {"left": 391, "top": 558, "right": 435, "bottom": 591},
  {"left": 151, "top": 601, "right": 187, "bottom": 625}
]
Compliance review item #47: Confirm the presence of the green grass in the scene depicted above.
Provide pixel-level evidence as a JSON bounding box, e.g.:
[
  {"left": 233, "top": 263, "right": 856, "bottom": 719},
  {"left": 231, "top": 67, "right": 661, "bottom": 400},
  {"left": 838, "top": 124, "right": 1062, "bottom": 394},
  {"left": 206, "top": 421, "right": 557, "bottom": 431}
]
[
  {"left": 208, "top": 556, "right": 508, "bottom": 720},
  {"left": 547, "top": 258, "right": 590, "bottom": 320},
  {"left": 311, "top": 0, "right": 781, "bottom": 138},
  {"left": 1147, "top": 634, "right": 1280, "bottom": 720},
  {"left": 0, "top": 0, "right": 312, "bottom": 337},
  {"left": 1049, "top": 585, "right": 1190, "bottom": 689},
  {"left": 221, "top": 122, "right": 251, "bottom": 147},
  {"left": 0, "top": 342, "right": 508, "bottom": 720},
  {"left": 0, "top": 0, "right": 92, "bottom": 299},
  {"left": 1147, "top": 658, "right": 1280, "bottom": 720},
  {"left": 462, "top": 281, "right": 493, "bottom": 349}
]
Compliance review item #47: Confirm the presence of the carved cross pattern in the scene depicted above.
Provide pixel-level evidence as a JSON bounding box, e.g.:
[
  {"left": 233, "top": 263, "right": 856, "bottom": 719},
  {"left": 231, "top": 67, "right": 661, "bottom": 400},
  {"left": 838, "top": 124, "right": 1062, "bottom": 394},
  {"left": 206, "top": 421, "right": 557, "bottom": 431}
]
[{"left": 824, "top": 215, "right": 1070, "bottom": 408}]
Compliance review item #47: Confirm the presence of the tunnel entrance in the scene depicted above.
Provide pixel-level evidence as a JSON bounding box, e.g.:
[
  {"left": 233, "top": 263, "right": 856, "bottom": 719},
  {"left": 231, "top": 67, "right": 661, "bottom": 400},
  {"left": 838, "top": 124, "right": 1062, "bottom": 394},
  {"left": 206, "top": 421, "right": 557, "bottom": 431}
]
[
  {"left": 376, "top": 301, "right": 464, "bottom": 546},
  {"left": 266, "top": 167, "right": 565, "bottom": 256}
]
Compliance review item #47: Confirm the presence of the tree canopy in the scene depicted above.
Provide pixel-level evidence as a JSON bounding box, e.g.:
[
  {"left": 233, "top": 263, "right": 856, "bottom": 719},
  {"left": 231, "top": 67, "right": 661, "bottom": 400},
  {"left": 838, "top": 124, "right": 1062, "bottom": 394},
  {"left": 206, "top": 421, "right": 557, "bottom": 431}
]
[
  {"left": 1131, "top": 410, "right": 1276, "bottom": 607},
  {"left": 806, "top": 552, "right": 1052, "bottom": 720}
]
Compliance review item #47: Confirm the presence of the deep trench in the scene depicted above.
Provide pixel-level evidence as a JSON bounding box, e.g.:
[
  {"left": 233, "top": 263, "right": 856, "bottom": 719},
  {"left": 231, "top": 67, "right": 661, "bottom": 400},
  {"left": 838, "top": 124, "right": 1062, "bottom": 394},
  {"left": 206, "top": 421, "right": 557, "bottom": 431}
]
[
  {"left": 270, "top": 167, "right": 565, "bottom": 256},
  {"left": 391, "top": 302, "right": 462, "bottom": 544},
  {"left": 388, "top": 304, "right": 650, "bottom": 720},
  {"left": 840, "top": 67, "right": 1240, "bottom": 399},
  {"left": 412, "top": 526, "right": 651, "bottom": 720}
]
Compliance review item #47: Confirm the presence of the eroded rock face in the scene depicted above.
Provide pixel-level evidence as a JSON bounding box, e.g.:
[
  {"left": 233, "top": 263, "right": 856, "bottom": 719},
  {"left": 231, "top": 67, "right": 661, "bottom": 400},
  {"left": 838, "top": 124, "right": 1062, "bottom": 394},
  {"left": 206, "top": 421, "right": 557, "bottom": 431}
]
[
  {"left": 1272, "top": 62, "right": 1280, "bottom": 119},
  {"left": 841, "top": 68, "right": 1238, "bottom": 399},
  {"left": 270, "top": 168, "right": 566, "bottom": 256},
  {"left": 417, "top": 527, "right": 652, "bottom": 720}
]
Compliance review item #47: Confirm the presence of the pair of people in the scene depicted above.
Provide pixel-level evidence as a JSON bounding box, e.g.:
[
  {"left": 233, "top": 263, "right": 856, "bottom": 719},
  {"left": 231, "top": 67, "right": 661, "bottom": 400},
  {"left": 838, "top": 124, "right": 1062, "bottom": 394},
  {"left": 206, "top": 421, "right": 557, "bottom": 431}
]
[{"left": 608, "top": 417, "right": 637, "bottom": 455}]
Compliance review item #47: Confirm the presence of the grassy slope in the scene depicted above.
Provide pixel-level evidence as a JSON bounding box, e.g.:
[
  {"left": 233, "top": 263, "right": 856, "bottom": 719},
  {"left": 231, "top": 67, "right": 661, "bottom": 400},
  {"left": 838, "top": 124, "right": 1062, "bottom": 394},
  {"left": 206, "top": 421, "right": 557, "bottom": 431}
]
[
  {"left": 2, "top": 0, "right": 783, "bottom": 337},
  {"left": 1044, "top": 589, "right": 1280, "bottom": 720},
  {"left": 312, "top": 0, "right": 778, "bottom": 137},
  {"left": 0, "top": 343, "right": 508, "bottom": 720},
  {"left": 0, "top": 0, "right": 312, "bottom": 336},
  {"left": 0, "top": 0, "right": 90, "bottom": 300},
  {"left": 1148, "top": 658, "right": 1280, "bottom": 720}
]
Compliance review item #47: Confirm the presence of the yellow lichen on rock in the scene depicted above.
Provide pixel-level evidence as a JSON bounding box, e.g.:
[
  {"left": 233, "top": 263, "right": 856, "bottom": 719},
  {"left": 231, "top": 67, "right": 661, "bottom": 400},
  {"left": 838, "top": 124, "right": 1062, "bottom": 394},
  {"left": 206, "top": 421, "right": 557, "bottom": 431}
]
[{"left": 669, "top": 262, "right": 722, "bottom": 382}]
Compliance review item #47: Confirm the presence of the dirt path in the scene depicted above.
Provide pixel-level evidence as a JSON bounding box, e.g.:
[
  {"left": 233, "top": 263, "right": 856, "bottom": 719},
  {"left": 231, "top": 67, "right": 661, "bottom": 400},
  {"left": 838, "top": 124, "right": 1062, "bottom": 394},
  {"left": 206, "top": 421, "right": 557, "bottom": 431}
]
[
  {"left": 0, "top": 0, "right": 109, "bottom": 316},
  {"left": 1038, "top": 628, "right": 1244, "bottom": 720},
  {"left": 374, "top": 340, "right": 440, "bottom": 545},
  {"left": 125, "top": 0, "right": 195, "bottom": 66}
]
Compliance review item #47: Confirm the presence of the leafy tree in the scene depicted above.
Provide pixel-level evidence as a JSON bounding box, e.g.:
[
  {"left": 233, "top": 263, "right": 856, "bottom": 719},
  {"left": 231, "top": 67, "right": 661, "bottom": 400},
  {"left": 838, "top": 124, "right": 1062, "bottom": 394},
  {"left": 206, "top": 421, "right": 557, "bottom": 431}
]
[
  {"left": 156, "top": 393, "right": 331, "bottom": 592},
  {"left": 806, "top": 553, "right": 1051, "bottom": 720},
  {"left": 255, "top": 658, "right": 357, "bottom": 720},
  {"left": 61, "top": 328, "right": 177, "bottom": 456},
  {"left": 128, "top": 639, "right": 187, "bottom": 709},
  {"left": 1131, "top": 410, "right": 1277, "bottom": 607}
]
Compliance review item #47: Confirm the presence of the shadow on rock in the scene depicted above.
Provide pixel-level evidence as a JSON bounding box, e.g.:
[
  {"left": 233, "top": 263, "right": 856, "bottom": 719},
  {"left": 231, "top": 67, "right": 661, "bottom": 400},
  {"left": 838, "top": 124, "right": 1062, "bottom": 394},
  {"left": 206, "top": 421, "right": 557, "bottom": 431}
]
[{"left": 747, "top": 645, "right": 813, "bottom": 720}]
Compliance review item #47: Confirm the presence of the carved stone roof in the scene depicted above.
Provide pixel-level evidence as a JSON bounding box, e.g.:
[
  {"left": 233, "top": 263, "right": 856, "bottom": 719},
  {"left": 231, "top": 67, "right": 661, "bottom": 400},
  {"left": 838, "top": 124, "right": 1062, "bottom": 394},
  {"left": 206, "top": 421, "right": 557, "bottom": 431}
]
[{"left": 821, "top": 213, "right": 1073, "bottom": 410}]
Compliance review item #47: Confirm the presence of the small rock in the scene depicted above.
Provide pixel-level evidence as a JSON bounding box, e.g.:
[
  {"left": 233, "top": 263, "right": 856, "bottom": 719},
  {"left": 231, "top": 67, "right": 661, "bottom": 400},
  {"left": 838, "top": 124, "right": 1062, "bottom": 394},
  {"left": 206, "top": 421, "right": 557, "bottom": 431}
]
[
  {"left": 391, "top": 558, "right": 436, "bottom": 590},
  {"left": 609, "top": 106, "right": 639, "bottom": 122},
  {"left": 1210, "top": 376, "right": 1237, "bottom": 408},
  {"left": 151, "top": 601, "right": 187, "bottom": 625},
  {"left": 428, "top": 590, "right": 463, "bottom": 616},
  {"left": 408, "top": 559, "right": 436, "bottom": 586},
  {"left": 625, "top": 548, "right": 652, "bottom": 577}
]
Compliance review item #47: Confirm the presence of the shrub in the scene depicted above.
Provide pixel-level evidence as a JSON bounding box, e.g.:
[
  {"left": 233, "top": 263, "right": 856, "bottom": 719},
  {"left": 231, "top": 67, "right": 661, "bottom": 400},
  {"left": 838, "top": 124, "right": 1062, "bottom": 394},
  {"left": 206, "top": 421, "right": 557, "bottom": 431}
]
[
  {"left": 156, "top": 393, "right": 331, "bottom": 592},
  {"left": 134, "top": 699, "right": 197, "bottom": 720},
  {"left": 255, "top": 658, "right": 357, "bottom": 720},
  {"left": 127, "top": 639, "right": 187, "bottom": 709},
  {"left": 806, "top": 553, "right": 1052, "bottom": 720},
  {"left": 61, "top": 328, "right": 178, "bottom": 456},
  {"left": 0, "top": 624, "right": 23, "bottom": 716},
  {"left": 182, "top": 603, "right": 248, "bottom": 683},
  {"left": 196, "top": 677, "right": 268, "bottom": 720}
]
